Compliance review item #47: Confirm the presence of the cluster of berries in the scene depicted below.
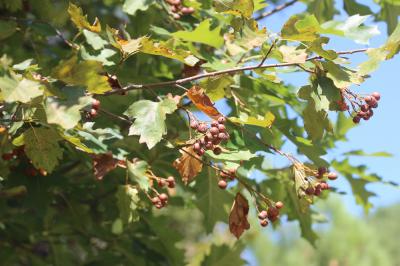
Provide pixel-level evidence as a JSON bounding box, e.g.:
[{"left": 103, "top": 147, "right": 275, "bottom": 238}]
[
  {"left": 257, "top": 202, "right": 284, "bottom": 227},
  {"left": 217, "top": 168, "right": 236, "bottom": 190},
  {"left": 165, "top": 0, "right": 195, "bottom": 19},
  {"left": 353, "top": 92, "right": 381, "bottom": 124},
  {"left": 304, "top": 167, "right": 337, "bottom": 196},
  {"left": 150, "top": 176, "right": 176, "bottom": 209},
  {"left": 88, "top": 99, "right": 100, "bottom": 118},
  {"left": 1, "top": 146, "right": 24, "bottom": 161},
  {"left": 191, "top": 116, "right": 230, "bottom": 156}
]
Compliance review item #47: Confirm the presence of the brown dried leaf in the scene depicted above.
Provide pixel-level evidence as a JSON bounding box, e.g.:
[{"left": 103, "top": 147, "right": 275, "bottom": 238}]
[
  {"left": 92, "top": 152, "right": 125, "bottom": 180},
  {"left": 187, "top": 85, "right": 222, "bottom": 120},
  {"left": 173, "top": 145, "right": 203, "bottom": 185},
  {"left": 229, "top": 192, "right": 250, "bottom": 239}
]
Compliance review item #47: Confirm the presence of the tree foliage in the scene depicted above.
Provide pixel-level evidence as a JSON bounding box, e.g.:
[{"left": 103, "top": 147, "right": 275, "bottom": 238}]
[{"left": 0, "top": 0, "right": 399, "bottom": 265}]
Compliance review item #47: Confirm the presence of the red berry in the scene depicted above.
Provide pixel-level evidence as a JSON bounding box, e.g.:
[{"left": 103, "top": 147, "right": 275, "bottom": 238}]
[
  {"left": 275, "top": 201, "right": 284, "bottom": 209},
  {"left": 2, "top": 153, "right": 13, "bottom": 161},
  {"left": 218, "top": 179, "right": 227, "bottom": 189},
  {"left": 327, "top": 172, "right": 338, "bottom": 180},
  {"left": 209, "top": 127, "right": 219, "bottom": 135},
  {"left": 217, "top": 116, "right": 226, "bottom": 124},
  {"left": 318, "top": 167, "right": 327, "bottom": 177},
  {"left": 258, "top": 210, "right": 268, "bottom": 220},
  {"left": 211, "top": 121, "right": 219, "bottom": 127},
  {"left": 217, "top": 124, "right": 225, "bottom": 132},
  {"left": 205, "top": 141, "right": 214, "bottom": 150},
  {"left": 371, "top": 92, "right": 380, "bottom": 101},
  {"left": 151, "top": 197, "right": 161, "bottom": 205},
  {"left": 92, "top": 99, "right": 100, "bottom": 110},
  {"left": 260, "top": 219, "right": 269, "bottom": 227},
  {"left": 90, "top": 108, "right": 97, "bottom": 117},
  {"left": 193, "top": 142, "right": 201, "bottom": 151},
  {"left": 361, "top": 104, "right": 369, "bottom": 112},
  {"left": 158, "top": 193, "right": 169, "bottom": 203},
  {"left": 364, "top": 96, "right": 372, "bottom": 103},
  {"left": 353, "top": 116, "right": 361, "bottom": 124},
  {"left": 158, "top": 179, "right": 167, "bottom": 187},
  {"left": 314, "top": 187, "right": 321, "bottom": 196},
  {"left": 217, "top": 132, "right": 226, "bottom": 140},
  {"left": 305, "top": 187, "right": 315, "bottom": 195},
  {"left": 197, "top": 123, "right": 207, "bottom": 133},
  {"left": 167, "top": 176, "right": 175, "bottom": 188},
  {"left": 213, "top": 147, "right": 222, "bottom": 155}
]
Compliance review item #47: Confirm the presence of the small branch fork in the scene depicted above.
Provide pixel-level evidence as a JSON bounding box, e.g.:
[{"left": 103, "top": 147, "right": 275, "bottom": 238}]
[
  {"left": 105, "top": 48, "right": 368, "bottom": 96},
  {"left": 255, "top": 0, "right": 299, "bottom": 21}
]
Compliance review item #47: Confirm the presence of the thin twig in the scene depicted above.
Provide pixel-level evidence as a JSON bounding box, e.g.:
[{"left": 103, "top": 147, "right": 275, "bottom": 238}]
[
  {"left": 255, "top": 0, "right": 299, "bottom": 20},
  {"left": 104, "top": 48, "right": 368, "bottom": 96},
  {"left": 258, "top": 41, "right": 276, "bottom": 67}
]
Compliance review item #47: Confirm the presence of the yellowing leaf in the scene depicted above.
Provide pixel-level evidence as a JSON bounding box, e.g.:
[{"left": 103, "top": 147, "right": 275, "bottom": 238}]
[
  {"left": 140, "top": 37, "right": 199, "bottom": 66},
  {"left": 281, "top": 15, "right": 320, "bottom": 42},
  {"left": 214, "top": 0, "right": 254, "bottom": 19},
  {"left": 229, "top": 192, "right": 250, "bottom": 239},
  {"left": 173, "top": 145, "right": 203, "bottom": 185},
  {"left": 229, "top": 112, "right": 275, "bottom": 128},
  {"left": 68, "top": 3, "right": 101, "bottom": 32},
  {"left": 172, "top": 19, "right": 224, "bottom": 48},
  {"left": 187, "top": 86, "right": 222, "bottom": 120},
  {"left": 279, "top": 46, "right": 308, "bottom": 64},
  {"left": 53, "top": 56, "right": 112, "bottom": 94}
]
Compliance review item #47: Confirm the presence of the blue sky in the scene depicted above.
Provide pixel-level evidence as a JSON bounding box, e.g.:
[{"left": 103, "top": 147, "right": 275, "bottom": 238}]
[{"left": 256, "top": 0, "right": 400, "bottom": 215}]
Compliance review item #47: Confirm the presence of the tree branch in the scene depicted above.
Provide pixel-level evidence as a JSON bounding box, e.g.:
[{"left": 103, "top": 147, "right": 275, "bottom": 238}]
[
  {"left": 255, "top": 0, "right": 299, "bottom": 20},
  {"left": 104, "top": 48, "right": 369, "bottom": 96}
]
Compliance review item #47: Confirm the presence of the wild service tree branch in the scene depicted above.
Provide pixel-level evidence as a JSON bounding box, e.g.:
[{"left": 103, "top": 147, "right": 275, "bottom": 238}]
[
  {"left": 255, "top": 0, "right": 300, "bottom": 21},
  {"left": 105, "top": 48, "right": 369, "bottom": 96}
]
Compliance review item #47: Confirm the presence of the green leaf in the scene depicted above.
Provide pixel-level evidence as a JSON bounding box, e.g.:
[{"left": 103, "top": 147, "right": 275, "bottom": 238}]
[
  {"left": 53, "top": 56, "right": 112, "bottom": 94},
  {"left": 200, "top": 75, "right": 233, "bottom": 101},
  {"left": 308, "top": 37, "right": 338, "bottom": 60},
  {"left": 116, "top": 185, "right": 140, "bottom": 224},
  {"left": 20, "top": 128, "right": 63, "bottom": 173},
  {"left": 0, "top": 21, "right": 17, "bottom": 40},
  {"left": 80, "top": 46, "right": 116, "bottom": 66},
  {"left": 45, "top": 88, "right": 92, "bottom": 129},
  {"left": 60, "top": 133, "right": 94, "bottom": 154},
  {"left": 321, "top": 15, "right": 380, "bottom": 45},
  {"left": 0, "top": 74, "right": 43, "bottom": 103},
  {"left": 205, "top": 149, "right": 257, "bottom": 161},
  {"left": 122, "top": 0, "right": 152, "bottom": 16},
  {"left": 303, "top": 101, "right": 332, "bottom": 141},
  {"left": 124, "top": 98, "right": 177, "bottom": 149},
  {"left": 201, "top": 244, "right": 246, "bottom": 266},
  {"left": 342, "top": 150, "right": 393, "bottom": 157},
  {"left": 281, "top": 15, "right": 320, "bottom": 42},
  {"left": 172, "top": 19, "right": 224, "bottom": 48},
  {"left": 127, "top": 160, "right": 150, "bottom": 191},
  {"left": 195, "top": 168, "right": 233, "bottom": 233},
  {"left": 306, "top": 0, "right": 337, "bottom": 22},
  {"left": 68, "top": 3, "right": 101, "bottom": 32},
  {"left": 83, "top": 30, "right": 107, "bottom": 50},
  {"left": 344, "top": 0, "right": 372, "bottom": 16},
  {"left": 214, "top": 0, "right": 254, "bottom": 18}
]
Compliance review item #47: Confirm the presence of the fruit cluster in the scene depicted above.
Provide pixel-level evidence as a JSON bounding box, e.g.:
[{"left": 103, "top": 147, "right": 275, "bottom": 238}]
[
  {"left": 191, "top": 116, "right": 230, "bottom": 156},
  {"left": 257, "top": 201, "right": 284, "bottom": 227},
  {"left": 217, "top": 168, "right": 236, "bottom": 190},
  {"left": 1, "top": 146, "right": 24, "bottom": 161},
  {"left": 353, "top": 92, "right": 381, "bottom": 124},
  {"left": 2, "top": 146, "right": 48, "bottom": 176},
  {"left": 89, "top": 99, "right": 100, "bottom": 118},
  {"left": 303, "top": 167, "right": 337, "bottom": 196},
  {"left": 150, "top": 176, "right": 176, "bottom": 209},
  {"left": 165, "top": 0, "right": 195, "bottom": 19}
]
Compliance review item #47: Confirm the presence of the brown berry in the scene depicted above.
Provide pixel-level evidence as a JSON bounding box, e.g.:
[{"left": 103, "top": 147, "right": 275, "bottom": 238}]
[
  {"left": 217, "top": 116, "right": 226, "bottom": 124},
  {"left": 209, "top": 127, "right": 219, "bottom": 135},
  {"left": 353, "top": 116, "right": 361, "bottom": 124},
  {"left": 213, "top": 147, "right": 222, "bottom": 155},
  {"left": 218, "top": 179, "right": 227, "bottom": 189},
  {"left": 217, "top": 124, "right": 225, "bottom": 132},
  {"left": 275, "top": 201, "right": 284, "bottom": 209},
  {"left": 151, "top": 197, "right": 161, "bottom": 205},
  {"left": 260, "top": 219, "right": 269, "bottom": 227},
  {"left": 197, "top": 123, "right": 207, "bottom": 133},
  {"left": 211, "top": 121, "right": 219, "bottom": 127},
  {"left": 305, "top": 187, "right": 315, "bottom": 195},
  {"left": 327, "top": 172, "right": 338, "bottom": 180},
  {"left": 158, "top": 179, "right": 167, "bottom": 187}
]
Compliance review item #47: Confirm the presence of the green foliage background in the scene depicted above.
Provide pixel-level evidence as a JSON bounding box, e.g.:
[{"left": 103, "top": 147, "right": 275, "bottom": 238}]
[{"left": 0, "top": 0, "right": 399, "bottom": 265}]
